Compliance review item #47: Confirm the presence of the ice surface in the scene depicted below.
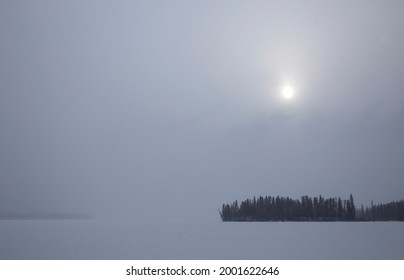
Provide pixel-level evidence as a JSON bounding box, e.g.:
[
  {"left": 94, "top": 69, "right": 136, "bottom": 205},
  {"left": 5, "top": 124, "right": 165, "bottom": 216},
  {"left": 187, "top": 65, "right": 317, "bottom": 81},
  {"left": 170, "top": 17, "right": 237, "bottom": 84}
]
[{"left": 0, "top": 220, "right": 403, "bottom": 259}]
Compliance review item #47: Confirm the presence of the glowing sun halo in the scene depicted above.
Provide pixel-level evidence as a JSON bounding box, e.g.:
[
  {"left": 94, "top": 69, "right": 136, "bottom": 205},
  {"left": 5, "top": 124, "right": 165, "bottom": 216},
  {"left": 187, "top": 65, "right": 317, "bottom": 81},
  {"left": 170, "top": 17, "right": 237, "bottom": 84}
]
[{"left": 282, "top": 86, "right": 295, "bottom": 100}]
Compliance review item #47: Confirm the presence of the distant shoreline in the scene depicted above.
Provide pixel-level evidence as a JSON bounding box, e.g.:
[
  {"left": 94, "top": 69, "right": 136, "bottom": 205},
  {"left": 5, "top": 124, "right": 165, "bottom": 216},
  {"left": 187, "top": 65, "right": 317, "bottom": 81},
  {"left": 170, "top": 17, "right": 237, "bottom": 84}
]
[
  {"left": 222, "top": 220, "right": 404, "bottom": 222},
  {"left": 220, "top": 195, "right": 404, "bottom": 222},
  {"left": 0, "top": 212, "right": 94, "bottom": 220}
]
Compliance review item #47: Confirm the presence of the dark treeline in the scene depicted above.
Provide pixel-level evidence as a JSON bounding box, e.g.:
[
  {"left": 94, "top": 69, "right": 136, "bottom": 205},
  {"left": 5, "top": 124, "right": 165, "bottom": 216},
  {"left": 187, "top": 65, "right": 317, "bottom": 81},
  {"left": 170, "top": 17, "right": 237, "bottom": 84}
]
[
  {"left": 220, "top": 195, "right": 404, "bottom": 222},
  {"left": 356, "top": 200, "right": 404, "bottom": 221}
]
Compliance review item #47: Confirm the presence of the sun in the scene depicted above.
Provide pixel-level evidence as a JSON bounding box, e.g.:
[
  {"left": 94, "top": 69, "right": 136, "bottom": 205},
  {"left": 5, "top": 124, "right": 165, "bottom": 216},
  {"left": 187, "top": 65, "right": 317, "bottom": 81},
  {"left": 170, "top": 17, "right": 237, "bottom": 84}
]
[{"left": 282, "top": 85, "right": 295, "bottom": 100}]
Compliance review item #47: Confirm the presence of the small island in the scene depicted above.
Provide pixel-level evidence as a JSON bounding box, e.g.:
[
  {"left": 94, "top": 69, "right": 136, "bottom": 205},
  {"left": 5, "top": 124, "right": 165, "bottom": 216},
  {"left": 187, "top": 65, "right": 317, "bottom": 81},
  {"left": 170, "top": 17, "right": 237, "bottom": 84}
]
[{"left": 220, "top": 194, "right": 404, "bottom": 222}]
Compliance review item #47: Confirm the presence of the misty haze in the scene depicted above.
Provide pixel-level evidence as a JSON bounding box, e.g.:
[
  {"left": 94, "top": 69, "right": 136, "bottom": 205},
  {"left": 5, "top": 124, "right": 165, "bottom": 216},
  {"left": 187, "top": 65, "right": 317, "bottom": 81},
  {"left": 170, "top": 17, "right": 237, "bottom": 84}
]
[{"left": 1, "top": 0, "right": 404, "bottom": 259}]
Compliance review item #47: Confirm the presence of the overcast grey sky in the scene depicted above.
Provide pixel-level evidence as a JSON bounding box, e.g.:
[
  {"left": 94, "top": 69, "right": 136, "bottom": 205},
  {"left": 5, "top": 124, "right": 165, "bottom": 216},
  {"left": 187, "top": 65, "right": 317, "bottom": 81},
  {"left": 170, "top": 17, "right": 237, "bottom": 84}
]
[{"left": 1, "top": 0, "right": 404, "bottom": 221}]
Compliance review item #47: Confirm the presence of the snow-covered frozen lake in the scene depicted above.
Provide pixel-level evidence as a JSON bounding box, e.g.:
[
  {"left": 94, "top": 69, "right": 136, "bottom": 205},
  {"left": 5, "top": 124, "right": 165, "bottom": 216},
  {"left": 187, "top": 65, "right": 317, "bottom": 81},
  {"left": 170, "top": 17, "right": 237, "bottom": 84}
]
[{"left": 1, "top": 220, "right": 403, "bottom": 259}]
